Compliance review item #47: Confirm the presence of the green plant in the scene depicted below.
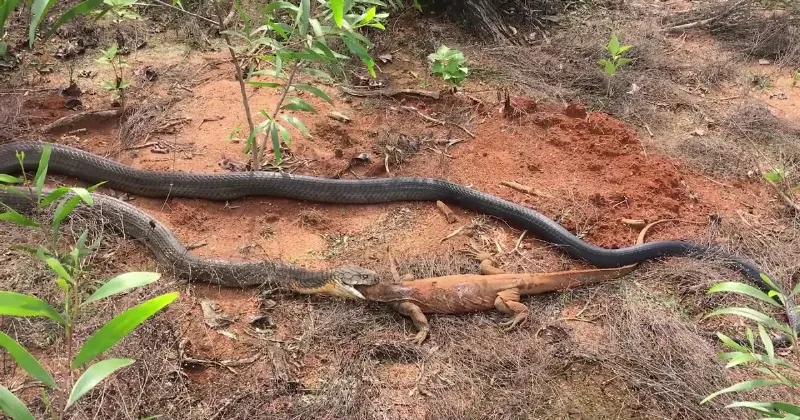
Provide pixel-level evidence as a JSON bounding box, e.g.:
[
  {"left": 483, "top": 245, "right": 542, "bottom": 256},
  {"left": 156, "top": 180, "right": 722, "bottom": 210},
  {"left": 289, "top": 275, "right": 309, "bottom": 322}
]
[
  {"left": 0, "top": 144, "right": 178, "bottom": 419},
  {"left": 700, "top": 274, "right": 799, "bottom": 418},
  {"left": 95, "top": 43, "right": 130, "bottom": 106},
  {"left": 597, "top": 33, "right": 632, "bottom": 96},
  {"left": 597, "top": 33, "right": 632, "bottom": 76},
  {"left": 214, "top": 0, "right": 390, "bottom": 169},
  {"left": 427, "top": 45, "right": 469, "bottom": 88}
]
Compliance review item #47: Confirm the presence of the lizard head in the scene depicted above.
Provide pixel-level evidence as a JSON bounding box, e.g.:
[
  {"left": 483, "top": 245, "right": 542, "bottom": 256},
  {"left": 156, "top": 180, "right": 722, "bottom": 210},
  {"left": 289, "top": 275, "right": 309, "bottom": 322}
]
[{"left": 329, "top": 266, "right": 379, "bottom": 300}]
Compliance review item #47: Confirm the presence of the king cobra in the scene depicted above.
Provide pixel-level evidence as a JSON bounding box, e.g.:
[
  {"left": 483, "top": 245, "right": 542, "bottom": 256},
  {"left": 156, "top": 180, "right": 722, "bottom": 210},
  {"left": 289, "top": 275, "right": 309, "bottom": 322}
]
[{"left": 0, "top": 141, "right": 795, "bottom": 328}]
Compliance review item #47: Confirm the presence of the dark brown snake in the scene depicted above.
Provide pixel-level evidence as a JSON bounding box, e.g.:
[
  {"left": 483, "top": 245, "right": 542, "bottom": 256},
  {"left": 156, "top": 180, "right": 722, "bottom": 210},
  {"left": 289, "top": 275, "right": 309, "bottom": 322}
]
[{"left": 0, "top": 141, "right": 795, "bottom": 332}]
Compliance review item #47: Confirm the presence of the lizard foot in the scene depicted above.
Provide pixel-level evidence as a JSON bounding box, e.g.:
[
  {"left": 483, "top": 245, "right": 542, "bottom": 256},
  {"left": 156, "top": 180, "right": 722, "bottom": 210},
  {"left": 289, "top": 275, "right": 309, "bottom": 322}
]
[
  {"left": 499, "top": 313, "right": 528, "bottom": 331},
  {"left": 407, "top": 329, "right": 429, "bottom": 345}
]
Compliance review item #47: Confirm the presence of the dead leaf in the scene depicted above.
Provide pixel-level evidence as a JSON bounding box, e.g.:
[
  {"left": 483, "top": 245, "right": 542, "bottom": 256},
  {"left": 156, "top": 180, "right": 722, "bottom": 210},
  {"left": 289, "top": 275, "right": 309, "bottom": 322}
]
[
  {"left": 691, "top": 127, "right": 707, "bottom": 137},
  {"left": 378, "top": 54, "right": 393, "bottom": 63},
  {"left": 200, "top": 299, "right": 235, "bottom": 329},
  {"left": 758, "top": 59, "right": 771, "bottom": 65},
  {"left": 620, "top": 218, "right": 646, "bottom": 228}
]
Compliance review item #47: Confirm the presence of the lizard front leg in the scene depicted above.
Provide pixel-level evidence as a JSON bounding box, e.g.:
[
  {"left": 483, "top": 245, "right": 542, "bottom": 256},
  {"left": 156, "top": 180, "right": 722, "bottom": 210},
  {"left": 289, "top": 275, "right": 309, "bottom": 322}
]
[
  {"left": 494, "top": 288, "right": 529, "bottom": 331},
  {"left": 463, "top": 246, "right": 505, "bottom": 275},
  {"left": 392, "top": 302, "right": 431, "bottom": 345}
]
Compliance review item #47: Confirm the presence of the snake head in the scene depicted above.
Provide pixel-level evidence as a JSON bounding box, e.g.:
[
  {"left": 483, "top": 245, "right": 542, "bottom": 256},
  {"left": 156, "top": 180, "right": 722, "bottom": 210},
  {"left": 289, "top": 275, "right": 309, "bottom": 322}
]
[{"left": 330, "top": 266, "right": 379, "bottom": 299}]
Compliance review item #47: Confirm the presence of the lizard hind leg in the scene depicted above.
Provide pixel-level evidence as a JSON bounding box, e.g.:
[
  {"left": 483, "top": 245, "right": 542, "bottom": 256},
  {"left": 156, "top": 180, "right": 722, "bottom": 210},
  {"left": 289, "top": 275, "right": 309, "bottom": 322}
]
[
  {"left": 494, "top": 288, "right": 529, "bottom": 331},
  {"left": 393, "top": 302, "right": 431, "bottom": 345}
]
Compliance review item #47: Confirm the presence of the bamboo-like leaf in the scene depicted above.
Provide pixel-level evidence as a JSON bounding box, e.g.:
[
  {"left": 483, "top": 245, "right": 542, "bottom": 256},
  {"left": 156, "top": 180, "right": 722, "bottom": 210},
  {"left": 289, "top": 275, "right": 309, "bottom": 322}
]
[
  {"left": 716, "top": 332, "right": 750, "bottom": 353},
  {"left": 0, "top": 331, "right": 55, "bottom": 388},
  {"left": 44, "top": 258, "right": 72, "bottom": 282},
  {"left": 700, "top": 379, "right": 783, "bottom": 404},
  {"left": 298, "top": 0, "right": 310, "bottom": 36},
  {"left": 0, "top": 386, "right": 35, "bottom": 420},
  {"left": 360, "top": 6, "right": 376, "bottom": 24},
  {"left": 341, "top": 35, "right": 376, "bottom": 77},
  {"left": 759, "top": 273, "right": 782, "bottom": 292},
  {"left": 0, "top": 211, "right": 38, "bottom": 228},
  {"left": 0, "top": 174, "right": 21, "bottom": 184},
  {"left": 0, "top": 291, "right": 65, "bottom": 325},
  {"left": 302, "top": 67, "right": 334, "bottom": 82},
  {"left": 52, "top": 194, "right": 86, "bottom": 237},
  {"left": 705, "top": 307, "right": 792, "bottom": 335},
  {"left": 281, "top": 98, "right": 317, "bottom": 113},
  {"left": 280, "top": 114, "right": 311, "bottom": 137},
  {"left": 330, "top": 0, "right": 344, "bottom": 27},
  {"left": 758, "top": 324, "right": 775, "bottom": 362},
  {"left": 725, "top": 352, "right": 756, "bottom": 368},
  {"left": 29, "top": 0, "right": 57, "bottom": 47},
  {"left": 82, "top": 272, "right": 161, "bottom": 306},
  {"left": 275, "top": 121, "right": 291, "bottom": 147},
  {"left": 66, "top": 358, "right": 135, "bottom": 409},
  {"left": 293, "top": 84, "right": 333, "bottom": 104},
  {"left": 708, "top": 282, "right": 784, "bottom": 308},
  {"left": 247, "top": 81, "right": 281, "bottom": 88},
  {"left": 0, "top": 0, "right": 22, "bottom": 35},
  {"left": 42, "top": 0, "right": 104, "bottom": 42},
  {"left": 792, "top": 281, "right": 800, "bottom": 297},
  {"left": 269, "top": 121, "right": 282, "bottom": 163},
  {"left": 772, "top": 403, "right": 800, "bottom": 415},
  {"left": 39, "top": 187, "right": 71, "bottom": 208},
  {"left": 726, "top": 401, "right": 779, "bottom": 415},
  {"left": 72, "top": 292, "right": 179, "bottom": 368},
  {"left": 33, "top": 143, "right": 51, "bottom": 205}
]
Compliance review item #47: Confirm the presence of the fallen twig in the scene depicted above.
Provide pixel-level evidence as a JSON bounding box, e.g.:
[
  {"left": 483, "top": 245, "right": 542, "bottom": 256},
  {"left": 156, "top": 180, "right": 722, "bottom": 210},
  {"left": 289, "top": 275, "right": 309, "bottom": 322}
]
[
  {"left": 436, "top": 200, "right": 458, "bottom": 223},
  {"left": 500, "top": 181, "right": 551, "bottom": 197},
  {"left": 668, "top": 0, "right": 750, "bottom": 32},
  {"left": 124, "top": 141, "right": 159, "bottom": 151},
  {"left": 339, "top": 86, "right": 440, "bottom": 100},
  {"left": 40, "top": 109, "right": 122, "bottom": 133},
  {"left": 400, "top": 106, "right": 476, "bottom": 138}
]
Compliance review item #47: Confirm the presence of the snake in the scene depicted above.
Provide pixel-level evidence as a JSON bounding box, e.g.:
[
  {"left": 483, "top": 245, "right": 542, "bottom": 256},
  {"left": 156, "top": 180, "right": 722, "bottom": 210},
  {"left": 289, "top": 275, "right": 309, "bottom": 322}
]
[{"left": 0, "top": 141, "right": 795, "bottom": 329}]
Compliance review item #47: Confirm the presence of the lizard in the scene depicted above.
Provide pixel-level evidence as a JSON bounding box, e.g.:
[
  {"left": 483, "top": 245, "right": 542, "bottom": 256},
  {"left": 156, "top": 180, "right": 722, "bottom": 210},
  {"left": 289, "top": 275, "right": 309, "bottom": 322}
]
[{"left": 356, "top": 220, "right": 672, "bottom": 344}]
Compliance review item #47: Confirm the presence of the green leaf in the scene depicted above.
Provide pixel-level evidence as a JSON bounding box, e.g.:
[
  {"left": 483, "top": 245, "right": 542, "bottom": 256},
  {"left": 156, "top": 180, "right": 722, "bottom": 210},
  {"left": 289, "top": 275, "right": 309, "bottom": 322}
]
[
  {"left": 705, "top": 307, "right": 792, "bottom": 335},
  {"left": 793, "top": 281, "right": 800, "bottom": 296},
  {"left": 309, "top": 18, "right": 325, "bottom": 38},
  {"left": 55, "top": 278, "right": 69, "bottom": 292},
  {"left": 772, "top": 403, "right": 800, "bottom": 415},
  {"left": 52, "top": 193, "right": 89, "bottom": 237},
  {"left": 0, "top": 331, "right": 55, "bottom": 388},
  {"left": 282, "top": 98, "right": 317, "bottom": 113},
  {"left": 66, "top": 358, "right": 135, "bottom": 409},
  {"left": 0, "top": 386, "right": 35, "bottom": 420},
  {"left": 72, "top": 292, "right": 179, "bottom": 368},
  {"left": 724, "top": 352, "right": 756, "bottom": 368},
  {"left": 0, "top": 291, "right": 65, "bottom": 325},
  {"left": 298, "top": 0, "right": 310, "bottom": 36},
  {"left": 607, "top": 33, "right": 621, "bottom": 55},
  {"left": 275, "top": 121, "right": 291, "bottom": 147},
  {"left": 726, "top": 401, "right": 780, "bottom": 415},
  {"left": 82, "top": 272, "right": 161, "bottom": 306},
  {"left": 617, "top": 44, "right": 632, "bottom": 55},
  {"left": 597, "top": 59, "right": 615, "bottom": 75},
  {"left": 708, "top": 282, "right": 784, "bottom": 308},
  {"left": 42, "top": 0, "right": 104, "bottom": 42},
  {"left": 759, "top": 273, "right": 782, "bottom": 293},
  {"left": 302, "top": 67, "right": 334, "bottom": 82},
  {"left": 263, "top": 1, "right": 296, "bottom": 14},
  {"left": 0, "top": 0, "right": 22, "bottom": 35},
  {"left": 615, "top": 57, "right": 632, "bottom": 67},
  {"left": 758, "top": 324, "right": 775, "bottom": 362},
  {"left": 39, "top": 186, "right": 70, "bottom": 207},
  {"left": 0, "top": 174, "right": 21, "bottom": 184},
  {"left": 360, "top": 6, "right": 376, "bottom": 24},
  {"left": 269, "top": 121, "right": 282, "bottom": 163},
  {"left": 29, "top": 0, "right": 57, "bottom": 47},
  {"left": 247, "top": 81, "right": 282, "bottom": 88},
  {"left": 341, "top": 35, "right": 375, "bottom": 78},
  {"left": 280, "top": 114, "right": 311, "bottom": 137},
  {"left": 700, "top": 379, "right": 783, "bottom": 404},
  {"left": 45, "top": 258, "right": 71, "bottom": 282},
  {"left": 330, "top": 0, "right": 344, "bottom": 27},
  {"left": 33, "top": 143, "right": 51, "bottom": 205},
  {"left": 763, "top": 168, "right": 785, "bottom": 184},
  {"left": 0, "top": 210, "right": 38, "bottom": 227},
  {"left": 293, "top": 84, "right": 333, "bottom": 104}
]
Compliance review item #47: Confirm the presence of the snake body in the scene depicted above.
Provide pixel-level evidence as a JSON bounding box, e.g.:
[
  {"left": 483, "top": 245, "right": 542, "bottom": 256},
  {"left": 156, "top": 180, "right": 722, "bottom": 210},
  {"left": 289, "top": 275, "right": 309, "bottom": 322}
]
[{"left": 0, "top": 141, "right": 794, "bottom": 323}]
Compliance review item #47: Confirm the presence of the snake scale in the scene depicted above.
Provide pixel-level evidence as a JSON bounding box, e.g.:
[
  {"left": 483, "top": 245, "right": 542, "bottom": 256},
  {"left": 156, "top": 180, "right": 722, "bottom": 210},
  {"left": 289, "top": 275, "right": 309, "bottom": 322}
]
[{"left": 0, "top": 141, "right": 795, "bottom": 327}]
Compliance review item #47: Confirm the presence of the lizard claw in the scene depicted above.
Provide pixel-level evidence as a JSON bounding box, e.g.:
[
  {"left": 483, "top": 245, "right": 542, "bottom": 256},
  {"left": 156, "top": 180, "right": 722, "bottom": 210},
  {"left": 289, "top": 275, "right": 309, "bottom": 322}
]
[
  {"left": 499, "top": 314, "right": 528, "bottom": 331},
  {"left": 407, "top": 329, "right": 429, "bottom": 345}
]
